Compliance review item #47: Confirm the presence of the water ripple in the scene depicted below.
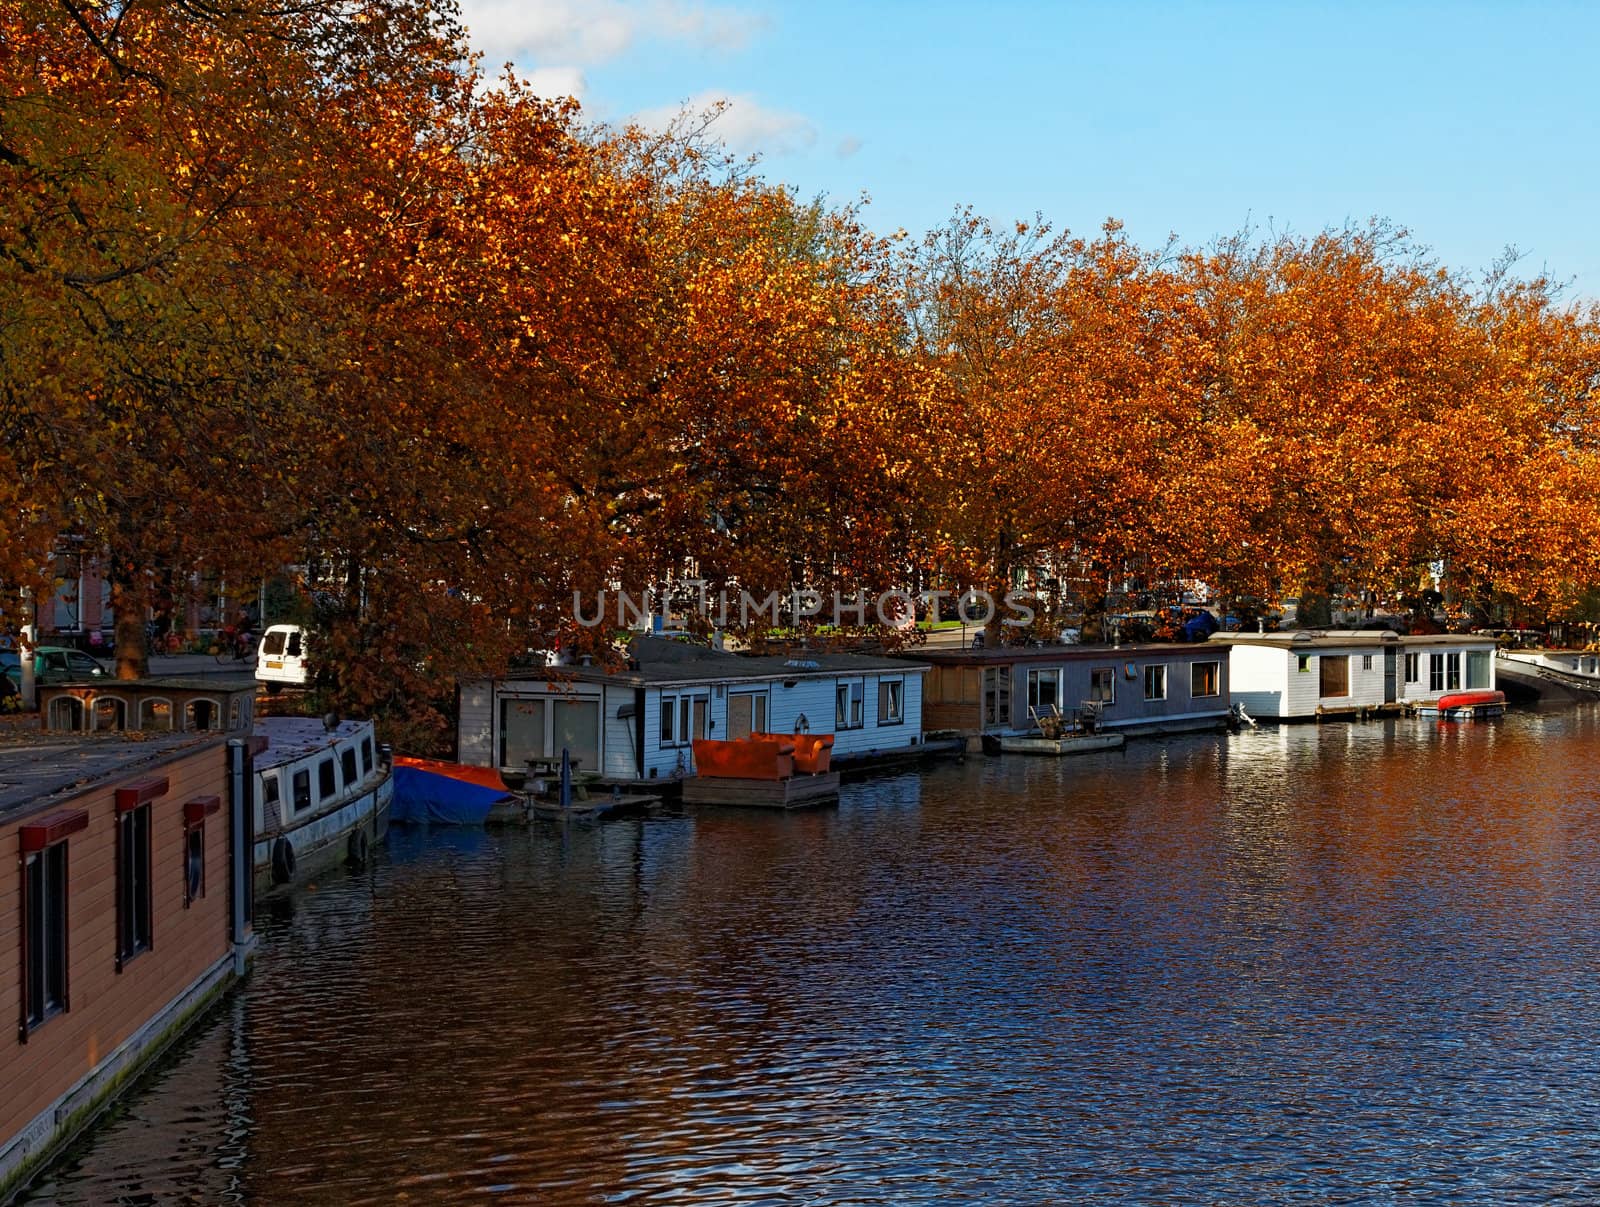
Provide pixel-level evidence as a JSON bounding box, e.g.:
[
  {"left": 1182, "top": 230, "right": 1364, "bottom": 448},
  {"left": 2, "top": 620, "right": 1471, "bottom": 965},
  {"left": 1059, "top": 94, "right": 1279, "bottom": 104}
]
[{"left": 27, "top": 712, "right": 1600, "bottom": 1203}]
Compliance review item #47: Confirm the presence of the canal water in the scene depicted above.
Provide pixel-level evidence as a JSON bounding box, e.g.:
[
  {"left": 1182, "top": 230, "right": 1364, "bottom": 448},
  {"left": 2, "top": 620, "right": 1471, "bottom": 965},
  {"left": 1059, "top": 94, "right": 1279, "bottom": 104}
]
[{"left": 27, "top": 709, "right": 1600, "bottom": 1203}]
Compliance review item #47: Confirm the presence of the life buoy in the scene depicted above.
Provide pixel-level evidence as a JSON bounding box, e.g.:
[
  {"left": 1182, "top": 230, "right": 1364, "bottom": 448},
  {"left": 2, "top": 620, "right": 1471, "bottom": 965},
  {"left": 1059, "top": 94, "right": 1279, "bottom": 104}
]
[
  {"left": 270, "top": 836, "right": 296, "bottom": 885},
  {"left": 346, "top": 827, "right": 370, "bottom": 869}
]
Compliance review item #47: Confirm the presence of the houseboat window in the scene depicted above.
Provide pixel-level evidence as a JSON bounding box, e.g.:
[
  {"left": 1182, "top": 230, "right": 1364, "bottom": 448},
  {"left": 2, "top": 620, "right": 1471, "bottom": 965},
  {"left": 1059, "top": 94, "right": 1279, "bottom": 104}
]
[
  {"left": 727, "top": 693, "right": 768, "bottom": 740},
  {"left": 292, "top": 769, "right": 312, "bottom": 813},
  {"left": 1405, "top": 652, "right": 1420, "bottom": 683},
  {"left": 660, "top": 696, "right": 677, "bottom": 745},
  {"left": 1362, "top": 654, "right": 1374, "bottom": 671},
  {"left": 1429, "top": 653, "right": 1445, "bottom": 691},
  {"left": 186, "top": 698, "right": 220, "bottom": 731},
  {"left": 675, "top": 695, "right": 708, "bottom": 742},
  {"left": 47, "top": 696, "right": 85, "bottom": 731},
  {"left": 834, "top": 681, "right": 864, "bottom": 729},
  {"left": 500, "top": 698, "right": 547, "bottom": 768},
  {"left": 1090, "top": 668, "right": 1115, "bottom": 705},
  {"left": 140, "top": 698, "right": 173, "bottom": 730},
  {"left": 552, "top": 698, "right": 602, "bottom": 773},
  {"left": 1296, "top": 654, "right": 1311, "bottom": 673},
  {"left": 1466, "top": 650, "right": 1491, "bottom": 690},
  {"left": 1191, "top": 661, "right": 1221, "bottom": 698},
  {"left": 117, "top": 804, "right": 153, "bottom": 967},
  {"left": 185, "top": 823, "right": 206, "bottom": 906},
  {"left": 263, "top": 774, "right": 281, "bottom": 808},
  {"left": 878, "top": 679, "right": 904, "bottom": 725},
  {"left": 92, "top": 697, "right": 126, "bottom": 732},
  {"left": 318, "top": 757, "right": 337, "bottom": 800},
  {"left": 982, "top": 667, "right": 1011, "bottom": 726},
  {"left": 835, "top": 681, "right": 866, "bottom": 729},
  {"left": 1026, "top": 669, "right": 1060, "bottom": 714},
  {"left": 341, "top": 746, "right": 359, "bottom": 787},
  {"left": 361, "top": 737, "right": 373, "bottom": 774},
  {"left": 1319, "top": 655, "right": 1350, "bottom": 699},
  {"left": 24, "top": 841, "right": 69, "bottom": 1031},
  {"left": 1447, "top": 652, "right": 1462, "bottom": 690},
  {"left": 1144, "top": 665, "right": 1166, "bottom": 701}
]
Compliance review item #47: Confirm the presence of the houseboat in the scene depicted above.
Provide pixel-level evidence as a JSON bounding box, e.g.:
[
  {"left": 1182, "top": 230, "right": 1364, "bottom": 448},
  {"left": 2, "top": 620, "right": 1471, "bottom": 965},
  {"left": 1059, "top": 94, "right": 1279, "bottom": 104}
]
[
  {"left": 0, "top": 731, "right": 254, "bottom": 1197},
  {"left": 1216, "top": 631, "right": 1498, "bottom": 721},
  {"left": 252, "top": 716, "right": 392, "bottom": 892},
  {"left": 457, "top": 635, "right": 929, "bottom": 786},
  {"left": 914, "top": 642, "right": 1232, "bottom": 750},
  {"left": 1495, "top": 647, "right": 1600, "bottom": 704}
]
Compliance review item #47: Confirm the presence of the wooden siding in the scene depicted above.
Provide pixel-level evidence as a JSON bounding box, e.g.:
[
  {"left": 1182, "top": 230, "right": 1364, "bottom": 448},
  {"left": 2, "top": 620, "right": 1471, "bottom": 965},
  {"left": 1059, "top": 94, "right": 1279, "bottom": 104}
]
[
  {"left": 0, "top": 742, "right": 232, "bottom": 1152},
  {"left": 457, "top": 681, "right": 494, "bottom": 766}
]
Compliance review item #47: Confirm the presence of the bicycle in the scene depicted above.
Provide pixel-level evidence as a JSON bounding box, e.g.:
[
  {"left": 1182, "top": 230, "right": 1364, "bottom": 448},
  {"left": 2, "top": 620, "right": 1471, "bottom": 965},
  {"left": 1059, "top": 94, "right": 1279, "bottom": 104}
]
[{"left": 213, "top": 626, "right": 258, "bottom": 664}]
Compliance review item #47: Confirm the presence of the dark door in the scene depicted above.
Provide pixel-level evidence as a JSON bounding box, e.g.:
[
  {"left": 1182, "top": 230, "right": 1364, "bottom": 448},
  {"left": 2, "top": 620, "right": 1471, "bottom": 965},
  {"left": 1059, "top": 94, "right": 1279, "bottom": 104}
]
[{"left": 1384, "top": 646, "right": 1398, "bottom": 703}]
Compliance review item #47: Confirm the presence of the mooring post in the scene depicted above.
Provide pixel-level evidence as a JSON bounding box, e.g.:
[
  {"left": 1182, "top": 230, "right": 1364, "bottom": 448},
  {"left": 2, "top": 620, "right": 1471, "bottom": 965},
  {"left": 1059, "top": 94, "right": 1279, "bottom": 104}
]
[{"left": 560, "top": 747, "right": 572, "bottom": 812}]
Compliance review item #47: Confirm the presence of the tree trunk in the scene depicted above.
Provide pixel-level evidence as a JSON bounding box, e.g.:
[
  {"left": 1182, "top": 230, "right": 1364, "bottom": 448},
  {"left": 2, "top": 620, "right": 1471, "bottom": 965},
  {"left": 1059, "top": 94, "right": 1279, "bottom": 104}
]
[{"left": 110, "top": 554, "right": 150, "bottom": 680}]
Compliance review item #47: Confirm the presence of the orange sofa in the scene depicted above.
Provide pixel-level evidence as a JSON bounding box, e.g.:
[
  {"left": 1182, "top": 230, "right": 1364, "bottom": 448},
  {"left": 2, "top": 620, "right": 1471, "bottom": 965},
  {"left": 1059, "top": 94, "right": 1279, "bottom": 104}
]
[
  {"left": 692, "top": 737, "right": 795, "bottom": 780},
  {"left": 752, "top": 732, "right": 835, "bottom": 774}
]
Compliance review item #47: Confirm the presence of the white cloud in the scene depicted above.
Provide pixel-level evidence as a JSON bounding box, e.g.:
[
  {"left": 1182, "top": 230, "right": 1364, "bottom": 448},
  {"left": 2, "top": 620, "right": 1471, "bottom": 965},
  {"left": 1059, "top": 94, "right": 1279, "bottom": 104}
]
[
  {"left": 836, "top": 135, "right": 863, "bottom": 159},
  {"left": 459, "top": 0, "right": 767, "bottom": 68},
  {"left": 634, "top": 91, "right": 818, "bottom": 156},
  {"left": 522, "top": 65, "right": 588, "bottom": 102}
]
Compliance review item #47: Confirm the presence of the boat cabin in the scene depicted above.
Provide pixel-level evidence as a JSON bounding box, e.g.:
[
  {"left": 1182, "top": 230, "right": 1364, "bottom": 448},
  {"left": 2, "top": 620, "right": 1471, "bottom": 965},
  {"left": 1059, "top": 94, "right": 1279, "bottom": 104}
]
[
  {"left": 915, "top": 642, "right": 1233, "bottom": 740},
  {"left": 1216, "top": 631, "right": 1498, "bottom": 721},
  {"left": 458, "top": 636, "right": 928, "bottom": 783},
  {"left": 37, "top": 678, "right": 255, "bottom": 737}
]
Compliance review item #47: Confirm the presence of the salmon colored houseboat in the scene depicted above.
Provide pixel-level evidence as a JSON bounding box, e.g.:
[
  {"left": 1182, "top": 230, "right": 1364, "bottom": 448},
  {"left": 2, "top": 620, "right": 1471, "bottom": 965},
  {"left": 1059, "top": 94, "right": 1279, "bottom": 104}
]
[{"left": 0, "top": 727, "right": 256, "bottom": 1197}]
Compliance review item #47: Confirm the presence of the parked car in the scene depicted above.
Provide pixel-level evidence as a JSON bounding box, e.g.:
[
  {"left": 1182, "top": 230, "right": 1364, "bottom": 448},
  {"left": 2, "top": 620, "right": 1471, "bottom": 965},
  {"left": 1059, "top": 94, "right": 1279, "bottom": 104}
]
[
  {"left": 3, "top": 646, "right": 110, "bottom": 688},
  {"left": 255, "top": 624, "right": 311, "bottom": 693}
]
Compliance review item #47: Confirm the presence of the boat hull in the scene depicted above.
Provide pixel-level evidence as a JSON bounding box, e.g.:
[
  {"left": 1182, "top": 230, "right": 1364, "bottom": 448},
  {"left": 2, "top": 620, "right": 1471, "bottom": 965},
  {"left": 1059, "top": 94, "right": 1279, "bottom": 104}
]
[
  {"left": 254, "top": 774, "right": 392, "bottom": 895},
  {"left": 1417, "top": 689, "right": 1506, "bottom": 721},
  {"left": 681, "top": 772, "right": 841, "bottom": 808}
]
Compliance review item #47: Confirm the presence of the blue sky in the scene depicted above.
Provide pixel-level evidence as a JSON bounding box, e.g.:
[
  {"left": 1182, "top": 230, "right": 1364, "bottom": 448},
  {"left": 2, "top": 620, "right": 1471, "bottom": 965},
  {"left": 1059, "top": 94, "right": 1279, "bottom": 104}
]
[{"left": 459, "top": 0, "right": 1600, "bottom": 295}]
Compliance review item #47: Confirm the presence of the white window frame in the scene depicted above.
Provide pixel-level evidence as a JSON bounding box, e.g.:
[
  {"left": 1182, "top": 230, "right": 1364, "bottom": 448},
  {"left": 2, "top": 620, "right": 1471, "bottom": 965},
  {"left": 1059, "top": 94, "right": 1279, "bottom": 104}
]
[
  {"left": 1026, "top": 668, "right": 1060, "bottom": 713},
  {"left": 836, "top": 679, "right": 866, "bottom": 730},
  {"left": 1143, "top": 664, "right": 1166, "bottom": 701},
  {"left": 877, "top": 678, "right": 904, "bottom": 725},
  {"left": 1191, "top": 660, "right": 1221, "bottom": 698}
]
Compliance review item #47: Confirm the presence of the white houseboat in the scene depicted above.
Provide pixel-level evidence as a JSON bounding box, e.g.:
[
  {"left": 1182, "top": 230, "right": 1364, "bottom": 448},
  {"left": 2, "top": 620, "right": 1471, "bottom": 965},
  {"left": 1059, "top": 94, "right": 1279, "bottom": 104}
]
[
  {"left": 458, "top": 636, "right": 929, "bottom": 785},
  {"left": 1216, "top": 631, "right": 1498, "bottom": 721},
  {"left": 1495, "top": 647, "right": 1600, "bottom": 703},
  {"left": 253, "top": 716, "right": 392, "bottom": 891}
]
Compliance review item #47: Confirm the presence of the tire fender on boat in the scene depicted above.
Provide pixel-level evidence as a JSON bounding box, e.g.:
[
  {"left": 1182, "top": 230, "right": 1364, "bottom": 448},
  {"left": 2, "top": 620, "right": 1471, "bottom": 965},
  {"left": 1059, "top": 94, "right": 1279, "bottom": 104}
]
[
  {"left": 271, "top": 836, "right": 297, "bottom": 885},
  {"left": 347, "top": 826, "right": 370, "bottom": 869}
]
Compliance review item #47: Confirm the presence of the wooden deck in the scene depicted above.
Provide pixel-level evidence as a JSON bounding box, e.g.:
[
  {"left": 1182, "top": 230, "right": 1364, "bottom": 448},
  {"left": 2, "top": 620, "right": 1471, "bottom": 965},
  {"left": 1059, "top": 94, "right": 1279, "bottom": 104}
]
[
  {"left": 680, "top": 772, "right": 841, "bottom": 809},
  {"left": 993, "top": 733, "right": 1125, "bottom": 756},
  {"left": 489, "top": 792, "right": 662, "bottom": 823}
]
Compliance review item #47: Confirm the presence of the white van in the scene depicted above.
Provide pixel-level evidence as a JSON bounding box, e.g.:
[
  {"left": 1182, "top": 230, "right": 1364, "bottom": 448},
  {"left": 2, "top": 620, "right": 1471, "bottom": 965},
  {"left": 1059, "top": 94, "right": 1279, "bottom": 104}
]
[{"left": 256, "top": 624, "right": 311, "bottom": 693}]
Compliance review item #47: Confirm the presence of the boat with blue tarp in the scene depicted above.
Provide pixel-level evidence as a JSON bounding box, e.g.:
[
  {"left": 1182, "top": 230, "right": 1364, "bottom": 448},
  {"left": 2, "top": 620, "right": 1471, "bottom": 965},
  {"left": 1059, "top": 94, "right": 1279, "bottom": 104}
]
[{"left": 391, "top": 757, "right": 514, "bottom": 825}]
